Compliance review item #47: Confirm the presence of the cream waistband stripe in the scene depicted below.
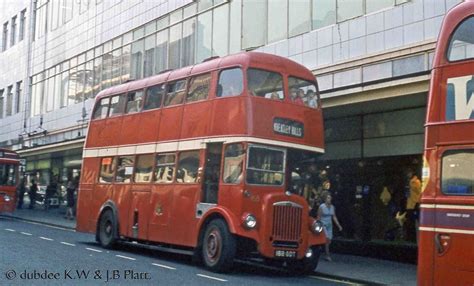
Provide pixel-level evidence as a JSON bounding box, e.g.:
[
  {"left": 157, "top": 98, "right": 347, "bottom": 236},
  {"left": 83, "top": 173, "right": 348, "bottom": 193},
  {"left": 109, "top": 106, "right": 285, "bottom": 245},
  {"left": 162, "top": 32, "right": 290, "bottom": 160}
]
[{"left": 83, "top": 136, "right": 325, "bottom": 158}]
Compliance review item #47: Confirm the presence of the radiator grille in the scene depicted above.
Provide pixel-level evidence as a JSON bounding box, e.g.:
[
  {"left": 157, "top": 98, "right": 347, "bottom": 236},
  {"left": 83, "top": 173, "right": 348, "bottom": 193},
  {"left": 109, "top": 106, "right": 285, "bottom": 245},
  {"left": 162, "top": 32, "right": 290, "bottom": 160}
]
[{"left": 272, "top": 202, "right": 302, "bottom": 241}]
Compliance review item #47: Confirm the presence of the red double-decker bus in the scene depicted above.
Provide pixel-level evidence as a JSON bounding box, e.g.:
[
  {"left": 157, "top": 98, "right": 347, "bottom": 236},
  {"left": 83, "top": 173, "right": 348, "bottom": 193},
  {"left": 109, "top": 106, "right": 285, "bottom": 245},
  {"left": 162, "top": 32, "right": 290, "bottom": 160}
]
[
  {"left": 0, "top": 149, "right": 20, "bottom": 213},
  {"left": 418, "top": 1, "right": 474, "bottom": 285},
  {"left": 76, "top": 52, "right": 326, "bottom": 272}
]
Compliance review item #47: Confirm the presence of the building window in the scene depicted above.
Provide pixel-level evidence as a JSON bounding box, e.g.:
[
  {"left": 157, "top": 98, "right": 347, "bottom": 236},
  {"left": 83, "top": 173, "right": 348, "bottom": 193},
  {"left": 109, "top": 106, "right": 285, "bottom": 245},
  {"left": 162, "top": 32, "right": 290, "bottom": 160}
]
[
  {"left": 35, "top": 0, "right": 48, "bottom": 39},
  {"left": 268, "top": 0, "right": 288, "bottom": 43},
  {"left": 0, "top": 89, "right": 4, "bottom": 119},
  {"left": 2, "top": 22, "right": 8, "bottom": 51},
  {"left": 312, "top": 0, "right": 336, "bottom": 30},
  {"left": 196, "top": 11, "right": 212, "bottom": 62},
  {"left": 15, "top": 81, "right": 22, "bottom": 114},
  {"left": 366, "top": 0, "right": 394, "bottom": 14},
  {"left": 289, "top": 0, "right": 311, "bottom": 37},
  {"left": 10, "top": 16, "right": 16, "bottom": 46},
  {"left": 212, "top": 4, "right": 229, "bottom": 56},
  {"left": 6, "top": 85, "right": 13, "bottom": 116},
  {"left": 19, "top": 9, "right": 26, "bottom": 41},
  {"left": 242, "top": 0, "right": 266, "bottom": 50},
  {"left": 63, "top": 0, "right": 73, "bottom": 23},
  {"left": 337, "top": 0, "right": 364, "bottom": 22}
]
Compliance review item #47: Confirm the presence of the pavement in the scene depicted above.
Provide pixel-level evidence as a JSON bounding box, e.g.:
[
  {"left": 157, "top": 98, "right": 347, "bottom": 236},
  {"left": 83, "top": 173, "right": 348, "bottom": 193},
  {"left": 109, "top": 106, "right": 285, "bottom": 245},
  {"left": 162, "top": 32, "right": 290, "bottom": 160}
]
[{"left": 2, "top": 205, "right": 417, "bottom": 286}]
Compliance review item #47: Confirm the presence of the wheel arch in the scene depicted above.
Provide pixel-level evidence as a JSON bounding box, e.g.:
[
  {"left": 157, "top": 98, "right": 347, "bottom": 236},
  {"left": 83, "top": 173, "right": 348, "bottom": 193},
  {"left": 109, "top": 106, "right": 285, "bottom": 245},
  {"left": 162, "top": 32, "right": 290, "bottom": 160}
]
[
  {"left": 95, "top": 200, "right": 120, "bottom": 242},
  {"left": 195, "top": 207, "right": 239, "bottom": 248}
]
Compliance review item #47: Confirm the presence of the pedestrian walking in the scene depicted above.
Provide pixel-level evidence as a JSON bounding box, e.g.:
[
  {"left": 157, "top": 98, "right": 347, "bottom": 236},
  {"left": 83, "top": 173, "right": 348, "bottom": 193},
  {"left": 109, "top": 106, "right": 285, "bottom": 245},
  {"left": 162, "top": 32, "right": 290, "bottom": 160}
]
[
  {"left": 64, "top": 177, "right": 76, "bottom": 220},
  {"left": 17, "top": 177, "right": 26, "bottom": 209},
  {"left": 45, "top": 176, "right": 58, "bottom": 211},
  {"left": 318, "top": 192, "right": 343, "bottom": 262},
  {"left": 29, "top": 179, "right": 38, "bottom": 209}
]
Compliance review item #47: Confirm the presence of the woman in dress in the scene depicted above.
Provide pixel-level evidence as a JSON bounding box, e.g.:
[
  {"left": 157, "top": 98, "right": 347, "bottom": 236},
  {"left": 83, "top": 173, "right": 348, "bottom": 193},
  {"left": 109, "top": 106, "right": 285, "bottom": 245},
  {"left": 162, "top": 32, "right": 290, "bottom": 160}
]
[{"left": 318, "top": 192, "right": 343, "bottom": 261}]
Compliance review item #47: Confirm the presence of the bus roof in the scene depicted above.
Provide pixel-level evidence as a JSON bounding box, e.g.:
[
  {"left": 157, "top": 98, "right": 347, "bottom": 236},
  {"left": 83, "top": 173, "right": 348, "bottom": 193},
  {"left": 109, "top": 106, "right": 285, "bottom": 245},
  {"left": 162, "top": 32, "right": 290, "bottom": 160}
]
[
  {"left": 96, "top": 52, "right": 316, "bottom": 99},
  {"left": 433, "top": 0, "right": 474, "bottom": 68}
]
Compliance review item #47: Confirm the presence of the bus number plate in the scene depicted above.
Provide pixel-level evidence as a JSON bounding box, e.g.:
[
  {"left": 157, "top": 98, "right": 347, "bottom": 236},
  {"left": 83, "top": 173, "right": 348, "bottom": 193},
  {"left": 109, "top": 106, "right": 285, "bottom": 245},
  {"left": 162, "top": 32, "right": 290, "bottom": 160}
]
[{"left": 274, "top": 250, "right": 296, "bottom": 258}]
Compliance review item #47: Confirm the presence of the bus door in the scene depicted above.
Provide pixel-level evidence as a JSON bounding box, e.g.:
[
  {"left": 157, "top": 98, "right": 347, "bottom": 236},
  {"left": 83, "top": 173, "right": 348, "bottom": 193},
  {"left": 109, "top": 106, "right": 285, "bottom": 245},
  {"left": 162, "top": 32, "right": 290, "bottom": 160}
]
[
  {"left": 432, "top": 147, "right": 474, "bottom": 284},
  {"left": 200, "top": 143, "right": 223, "bottom": 205}
]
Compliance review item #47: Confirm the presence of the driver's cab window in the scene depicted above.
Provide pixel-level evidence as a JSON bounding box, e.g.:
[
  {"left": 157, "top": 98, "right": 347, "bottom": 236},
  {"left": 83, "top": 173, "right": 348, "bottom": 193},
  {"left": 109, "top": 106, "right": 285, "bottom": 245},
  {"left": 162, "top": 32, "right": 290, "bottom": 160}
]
[{"left": 247, "top": 68, "right": 284, "bottom": 100}]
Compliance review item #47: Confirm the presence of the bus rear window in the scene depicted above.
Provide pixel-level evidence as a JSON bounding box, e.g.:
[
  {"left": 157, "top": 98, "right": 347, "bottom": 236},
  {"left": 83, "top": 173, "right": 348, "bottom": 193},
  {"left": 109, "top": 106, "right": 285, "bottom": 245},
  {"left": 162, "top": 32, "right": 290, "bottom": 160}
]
[
  {"left": 92, "top": 97, "right": 110, "bottom": 120},
  {"left": 441, "top": 150, "right": 474, "bottom": 195},
  {"left": 217, "top": 68, "right": 243, "bottom": 97},
  {"left": 448, "top": 16, "right": 474, "bottom": 62},
  {"left": 247, "top": 69, "right": 284, "bottom": 100},
  {"left": 288, "top": 77, "right": 318, "bottom": 108}
]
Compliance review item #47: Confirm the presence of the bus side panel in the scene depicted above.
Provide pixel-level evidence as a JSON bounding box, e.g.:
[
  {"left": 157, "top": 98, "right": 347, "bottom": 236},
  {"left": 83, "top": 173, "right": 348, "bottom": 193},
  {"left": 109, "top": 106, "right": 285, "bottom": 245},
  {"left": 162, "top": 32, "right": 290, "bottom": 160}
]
[
  {"left": 76, "top": 157, "right": 100, "bottom": 233},
  {"left": 119, "top": 114, "right": 143, "bottom": 145},
  {"left": 147, "top": 185, "right": 173, "bottom": 243},
  {"left": 102, "top": 117, "right": 124, "bottom": 147},
  {"left": 159, "top": 106, "right": 183, "bottom": 142},
  {"left": 167, "top": 184, "right": 200, "bottom": 247},
  {"left": 137, "top": 110, "right": 161, "bottom": 144},
  {"left": 209, "top": 97, "right": 247, "bottom": 137},
  {"left": 111, "top": 184, "right": 132, "bottom": 237},
  {"left": 86, "top": 120, "right": 107, "bottom": 148},
  {"left": 417, "top": 230, "right": 436, "bottom": 286},
  {"left": 181, "top": 101, "right": 211, "bottom": 139}
]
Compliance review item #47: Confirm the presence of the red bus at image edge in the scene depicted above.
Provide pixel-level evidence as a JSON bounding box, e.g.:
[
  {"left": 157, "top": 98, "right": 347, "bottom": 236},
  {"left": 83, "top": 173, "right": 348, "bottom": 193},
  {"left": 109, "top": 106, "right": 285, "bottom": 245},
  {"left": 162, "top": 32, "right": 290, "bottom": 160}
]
[
  {"left": 0, "top": 149, "right": 20, "bottom": 214},
  {"left": 75, "top": 52, "right": 327, "bottom": 273},
  {"left": 418, "top": 0, "right": 474, "bottom": 285}
]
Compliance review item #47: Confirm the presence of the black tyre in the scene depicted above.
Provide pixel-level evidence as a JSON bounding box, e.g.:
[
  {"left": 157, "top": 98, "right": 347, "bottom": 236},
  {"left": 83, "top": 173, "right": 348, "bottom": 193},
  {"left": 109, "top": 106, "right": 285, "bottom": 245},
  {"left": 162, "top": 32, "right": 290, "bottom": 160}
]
[
  {"left": 287, "top": 246, "right": 321, "bottom": 274},
  {"left": 201, "top": 219, "right": 236, "bottom": 272},
  {"left": 98, "top": 210, "right": 117, "bottom": 249}
]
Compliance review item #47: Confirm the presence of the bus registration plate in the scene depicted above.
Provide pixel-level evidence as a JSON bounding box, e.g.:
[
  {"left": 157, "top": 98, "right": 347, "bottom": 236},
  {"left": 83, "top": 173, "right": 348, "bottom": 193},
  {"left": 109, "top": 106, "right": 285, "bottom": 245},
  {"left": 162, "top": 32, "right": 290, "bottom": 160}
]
[{"left": 274, "top": 250, "right": 296, "bottom": 258}]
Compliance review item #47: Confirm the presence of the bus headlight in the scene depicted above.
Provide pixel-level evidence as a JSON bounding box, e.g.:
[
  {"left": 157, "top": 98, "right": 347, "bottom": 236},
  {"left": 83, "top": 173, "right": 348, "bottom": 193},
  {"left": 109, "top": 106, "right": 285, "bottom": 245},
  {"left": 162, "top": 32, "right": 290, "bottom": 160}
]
[
  {"left": 3, "top": 194, "right": 11, "bottom": 202},
  {"left": 242, "top": 213, "right": 257, "bottom": 229},
  {"left": 311, "top": 220, "right": 324, "bottom": 234}
]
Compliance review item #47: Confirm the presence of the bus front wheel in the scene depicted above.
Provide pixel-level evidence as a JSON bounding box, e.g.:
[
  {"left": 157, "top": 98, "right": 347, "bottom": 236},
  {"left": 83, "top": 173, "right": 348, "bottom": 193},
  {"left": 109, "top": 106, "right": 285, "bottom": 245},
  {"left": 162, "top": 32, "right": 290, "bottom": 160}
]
[
  {"left": 98, "top": 210, "right": 117, "bottom": 249},
  {"left": 201, "top": 219, "right": 236, "bottom": 272}
]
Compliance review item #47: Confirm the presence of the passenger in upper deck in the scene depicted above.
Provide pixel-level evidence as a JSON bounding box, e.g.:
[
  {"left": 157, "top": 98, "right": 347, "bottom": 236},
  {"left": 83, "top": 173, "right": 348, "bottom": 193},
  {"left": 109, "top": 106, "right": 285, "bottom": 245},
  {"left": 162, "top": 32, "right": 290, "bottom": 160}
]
[
  {"left": 290, "top": 88, "right": 303, "bottom": 105},
  {"left": 307, "top": 90, "right": 318, "bottom": 108}
]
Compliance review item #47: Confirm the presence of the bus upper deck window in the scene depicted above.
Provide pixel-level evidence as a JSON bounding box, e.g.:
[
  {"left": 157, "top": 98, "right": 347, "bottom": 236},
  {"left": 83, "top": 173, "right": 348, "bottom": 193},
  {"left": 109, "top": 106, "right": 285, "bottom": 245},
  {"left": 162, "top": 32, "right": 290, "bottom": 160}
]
[
  {"left": 164, "top": 80, "right": 186, "bottom": 106},
  {"left": 447, "top": 16, "right": 474, "bottom": 62},
  {"left": 217, "top": 68, "right": 243, "bottom": 97},
  {"left": 247, "top": 68, "right": 284, "bottom": 100},
  {"left": 92, "top": 97, "right": 110, "bottom": 120},
  {"left": 126, "top": 90, "right": 145, "bottom": 114},
  {"left": 187, "top": 73, "right": 211, "bottom": 103},
  {"left": 109, "top": 94, "right": 127, "bottom": 116},
  {"left": 288, "top": 77, "right": 319, "bottom": 108},
  {"left": 144, "top": 84, "right": 165, "bottom": 110}
]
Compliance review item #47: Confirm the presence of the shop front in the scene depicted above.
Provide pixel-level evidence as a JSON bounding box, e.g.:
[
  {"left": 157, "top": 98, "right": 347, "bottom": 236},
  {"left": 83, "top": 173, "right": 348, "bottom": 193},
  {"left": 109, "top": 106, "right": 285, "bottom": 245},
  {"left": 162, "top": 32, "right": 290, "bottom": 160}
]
[
  {"left": 18, "top": 139, "right": 84, "bottom": 208},
  {"left": 318, "top": 93, "right": 426, "bottom": 263}
]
